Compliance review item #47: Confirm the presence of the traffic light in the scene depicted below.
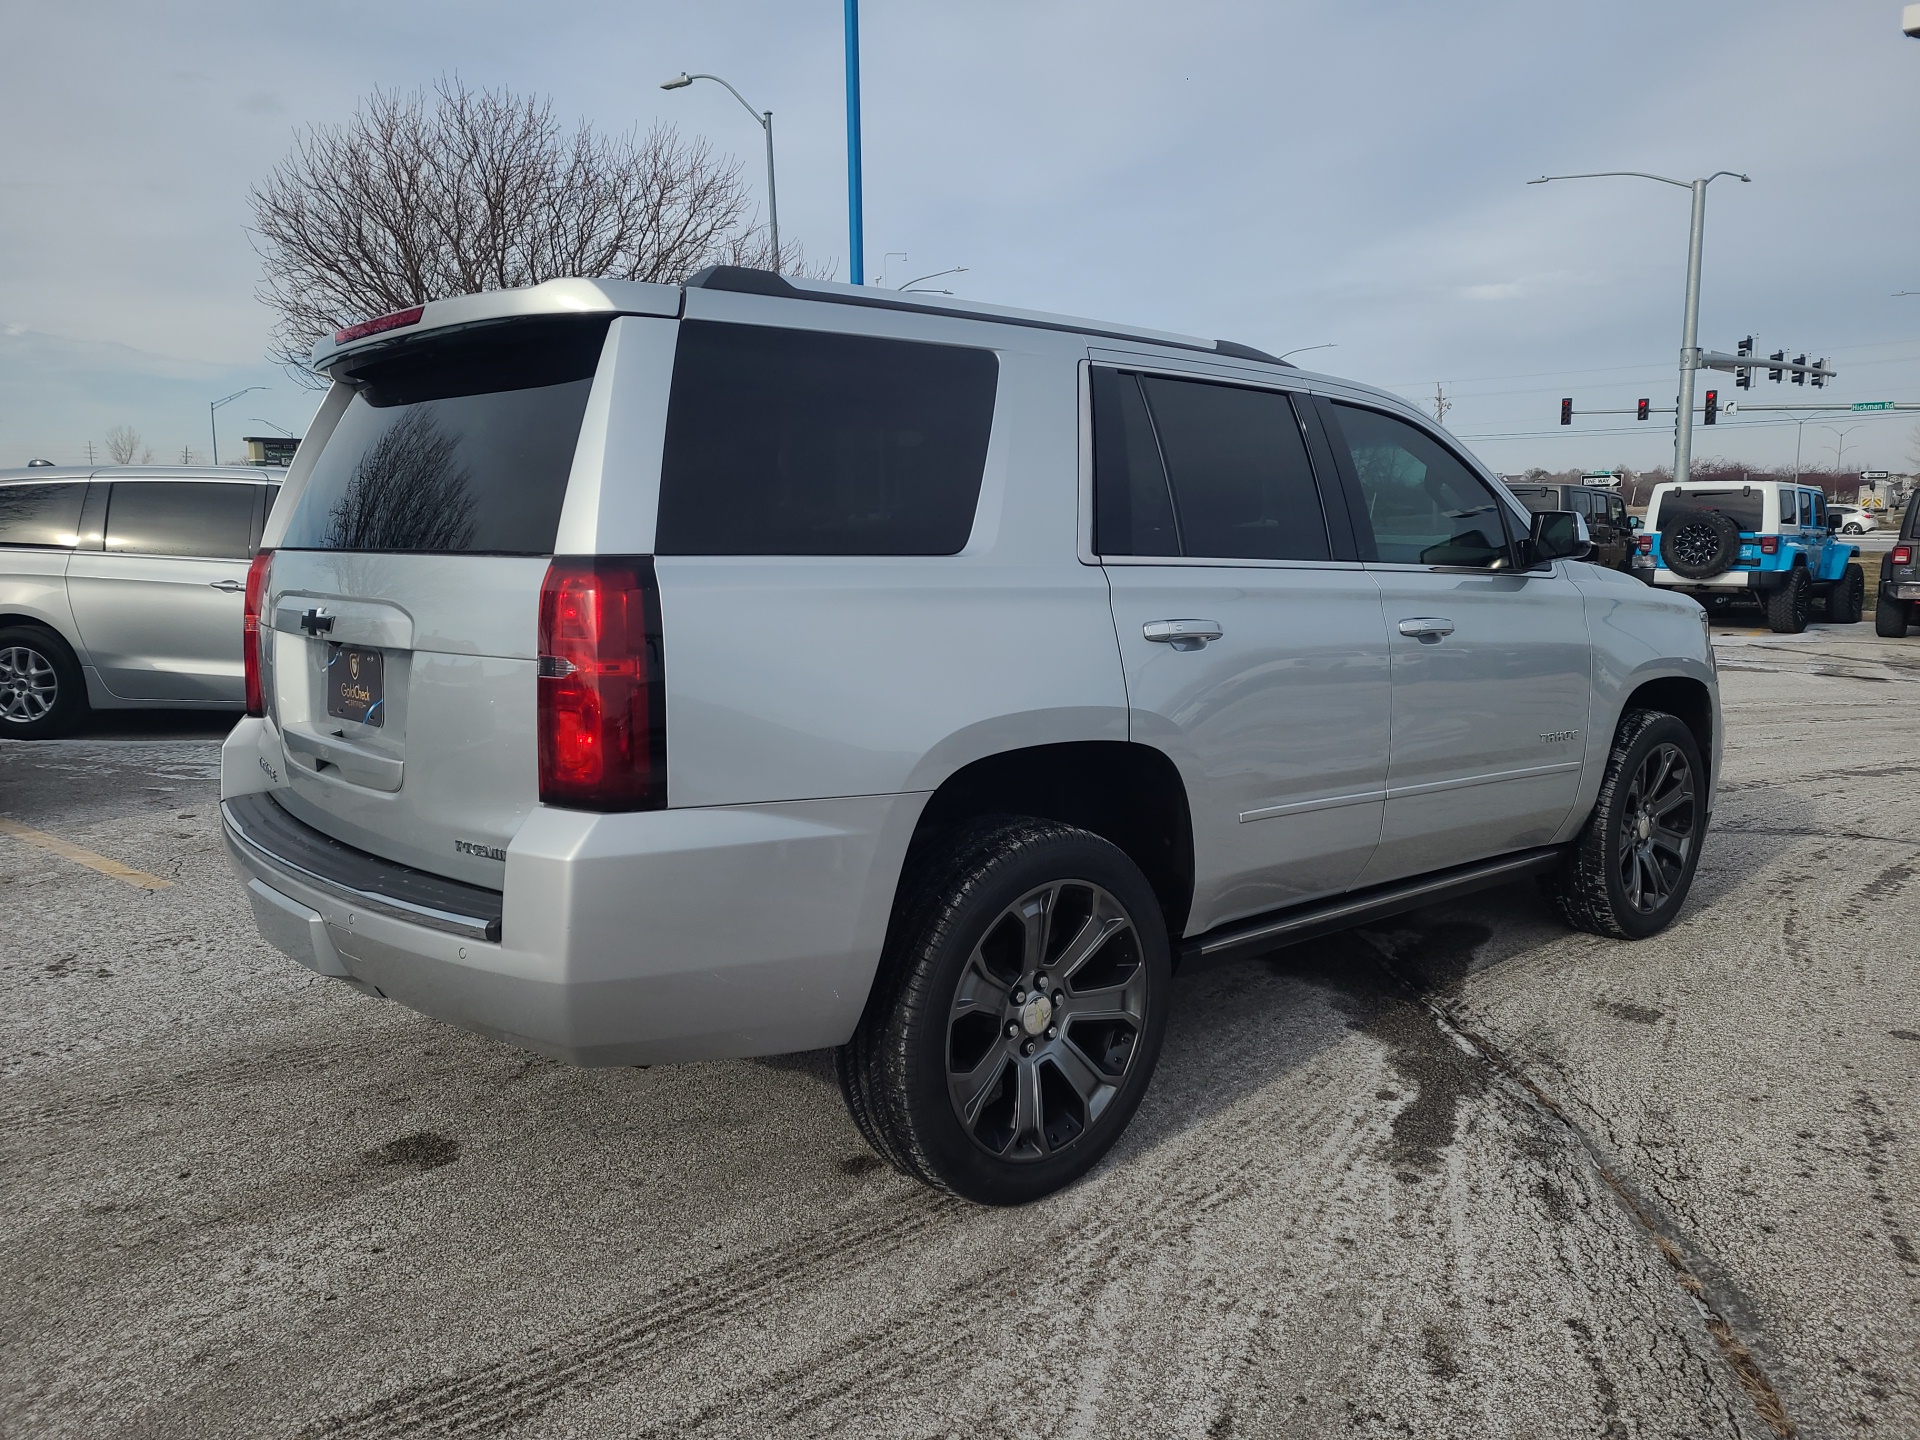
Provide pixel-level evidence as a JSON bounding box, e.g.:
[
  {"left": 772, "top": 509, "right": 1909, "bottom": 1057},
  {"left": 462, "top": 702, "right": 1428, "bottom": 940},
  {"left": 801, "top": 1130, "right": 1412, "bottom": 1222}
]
[
  {"left": 1704, "top": 389, "right": 1718, "bottom": 424},
  {"left": 1792, "top": 354, "right": 1806, "bottom": 386},
  {"left": 1637, "top": 398, "right": 1650, "bottom": 420},
  {"left": 1560, "top": 398, "right": 1572, "bottom": 426},
  {"left": 1769, "top": 350, "right": 1784, "bottom": 382},
  {"left": 1736, "top": 336, "right": 1753, "bottom": 389},
  {"left": 1811, "top": 358, "right": 1826, "bottom": 390}
]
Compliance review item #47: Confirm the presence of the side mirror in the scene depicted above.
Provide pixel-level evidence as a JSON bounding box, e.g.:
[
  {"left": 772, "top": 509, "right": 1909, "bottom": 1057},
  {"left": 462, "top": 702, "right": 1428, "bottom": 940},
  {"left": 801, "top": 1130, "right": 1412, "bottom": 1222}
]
[
  {"left": 1827, "top": 515, "right": 1842, "bottom": 532},
  {"left": 1627, "top": 514, "right": 1643, "bottom": 531},
  {"left": 1527, "top": 510, "right": 1592, "bottom": 566}
]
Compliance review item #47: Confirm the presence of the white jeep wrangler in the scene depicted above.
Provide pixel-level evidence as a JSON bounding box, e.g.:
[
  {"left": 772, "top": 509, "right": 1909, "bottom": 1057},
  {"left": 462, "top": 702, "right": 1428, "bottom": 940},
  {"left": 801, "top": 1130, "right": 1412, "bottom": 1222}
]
[{"left": 223, "top": 268, "right": 1720, "bottom": 1203}]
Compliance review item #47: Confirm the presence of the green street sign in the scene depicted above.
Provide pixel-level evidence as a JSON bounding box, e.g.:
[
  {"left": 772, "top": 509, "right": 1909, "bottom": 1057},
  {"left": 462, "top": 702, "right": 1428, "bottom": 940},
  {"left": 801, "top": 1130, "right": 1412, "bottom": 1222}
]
[{"left": 1852, "top": 401, "right": 1894, "bottom": 411}]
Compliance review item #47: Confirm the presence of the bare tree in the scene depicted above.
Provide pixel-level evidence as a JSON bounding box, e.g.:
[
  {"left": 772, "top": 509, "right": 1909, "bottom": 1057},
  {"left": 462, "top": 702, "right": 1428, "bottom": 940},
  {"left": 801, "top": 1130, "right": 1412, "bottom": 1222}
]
[
  {"left": 105, "top": 426, "right": 153, "bottom": 465},
  {"left": 178, "top": 445, "right": 198, "bottom": 465},
  {"left": 250, "top": 78, "right": 806, "bottom": 372}
]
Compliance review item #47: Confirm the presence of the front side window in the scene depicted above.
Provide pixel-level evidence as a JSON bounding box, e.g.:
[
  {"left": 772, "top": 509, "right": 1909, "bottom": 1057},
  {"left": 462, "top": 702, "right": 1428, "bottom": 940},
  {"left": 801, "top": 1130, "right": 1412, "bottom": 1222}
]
[
  {"left": 0, "top": 483, "right": 86, "bottom": 548},
  {"left": 656, "top": 322, "right": 998, "bottom": 556},
  {"left": 1092, "top": 371, "right": 1330, "bottom": 561},
  {"left": 105, "top": 482, "right": 255, "bottom": 559},
  {"left": 1328, "top": 403, "right": 1510, "bottom": 568}
]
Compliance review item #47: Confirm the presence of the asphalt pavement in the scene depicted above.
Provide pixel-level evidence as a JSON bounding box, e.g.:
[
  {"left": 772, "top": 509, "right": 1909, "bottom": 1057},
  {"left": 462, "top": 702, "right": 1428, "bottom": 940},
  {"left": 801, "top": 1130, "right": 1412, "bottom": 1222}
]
[{"left": 2, "top": 624, "right": 1917, "bottom": 1439}]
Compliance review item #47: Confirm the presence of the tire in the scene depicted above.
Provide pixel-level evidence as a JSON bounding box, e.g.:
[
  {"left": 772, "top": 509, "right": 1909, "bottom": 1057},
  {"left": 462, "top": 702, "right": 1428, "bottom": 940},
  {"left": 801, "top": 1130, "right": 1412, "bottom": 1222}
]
[
  {"left": 1548, "top": 709, "right": 1706, "bottom": 941},
  {"left": 1764, "top": 567, "right": 1811, "bottom": 633},
  {"left": 1878, "top": 594, "right": 1913, "bottom": 638},
  {"left": 1825, "top": 563, "right": 1865, "bottom": 625},
  {"left": 837, "top": 816, "right": 1172, "bottom": 1204},
  {"left": 1662, "top": 508, "right": 1742, "bottom": 580},
  {"left": 0, "top": 625, "right": 88, "bottom": 740}
]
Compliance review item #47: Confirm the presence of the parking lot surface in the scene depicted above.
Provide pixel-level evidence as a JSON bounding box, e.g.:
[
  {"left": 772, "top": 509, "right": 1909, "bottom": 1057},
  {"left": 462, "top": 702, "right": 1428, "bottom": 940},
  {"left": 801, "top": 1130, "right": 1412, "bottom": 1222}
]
[{"left": 3, "top": 624, "right": 1917, "bottom": 1439}]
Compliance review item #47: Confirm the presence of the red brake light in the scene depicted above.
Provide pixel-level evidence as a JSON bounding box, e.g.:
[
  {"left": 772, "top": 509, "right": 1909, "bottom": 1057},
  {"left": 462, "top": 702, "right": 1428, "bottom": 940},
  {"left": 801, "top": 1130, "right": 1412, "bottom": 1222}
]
[
  {"left": 1636, "top": 535, "right": 1652, "bottom": 554},
  {"left": 243, "top": 550, "right": 273, "bottom": 716},
  {"left": 537, "top": 557, "right": 666, "bottom": 811},
  {"left": 1759, "top": 535, "right": 1779, "bottom": 555},
  {"left": 333, "top": 306, "right": 425, "bottom": 345},
  {"left": 1894, "top": 544, "right": 1913, "bottom": 567}
]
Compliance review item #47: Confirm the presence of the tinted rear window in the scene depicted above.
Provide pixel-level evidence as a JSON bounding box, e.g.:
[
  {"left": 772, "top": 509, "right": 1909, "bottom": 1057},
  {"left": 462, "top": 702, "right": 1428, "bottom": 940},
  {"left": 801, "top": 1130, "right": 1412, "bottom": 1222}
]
[
  {"left": 0, "top": 483, "right": 86, "bottom": 547},
  {"left": 280, "top": 318, "right": 609, "bottom": 554},
  {"left": 1507, "top": 486, "right": 1559, "bottom": 513},
  {"left": 1653, "top": 488, "right": 1764, "bottom": 532},
  {"left": 655, "top": 322, "right": 998, "bottom": 556},
  {"left": 107, "top": 482, "right": 256, "bottom": 558}
]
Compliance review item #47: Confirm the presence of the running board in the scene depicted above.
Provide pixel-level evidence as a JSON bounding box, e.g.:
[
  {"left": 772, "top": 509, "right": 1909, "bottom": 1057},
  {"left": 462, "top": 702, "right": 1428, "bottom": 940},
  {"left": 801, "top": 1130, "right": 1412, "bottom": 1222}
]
[{"left": 1178, "top": 847, "right": 1565, "bottom": 966}]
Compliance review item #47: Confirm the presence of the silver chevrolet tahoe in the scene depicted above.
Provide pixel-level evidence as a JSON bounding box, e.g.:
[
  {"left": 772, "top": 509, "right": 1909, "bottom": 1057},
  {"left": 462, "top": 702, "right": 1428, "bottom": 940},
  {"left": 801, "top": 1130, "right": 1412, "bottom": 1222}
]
[{"left": 222, "top": 268, "right": 1720, "bottom": 1204}]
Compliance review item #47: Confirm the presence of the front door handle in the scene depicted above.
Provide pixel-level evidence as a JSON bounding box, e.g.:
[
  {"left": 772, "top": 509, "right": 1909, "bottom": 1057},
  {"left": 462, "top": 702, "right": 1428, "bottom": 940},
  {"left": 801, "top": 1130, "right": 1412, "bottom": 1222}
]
[
  {"left": 1398, "top": 617, "right": 1455, "bottom": 642},
  {"left": 1143, "top": 619, "right": 1223, "bottom": 651},
  {"left": 209, "top": 579, "right": 245, "bottom": 593}
]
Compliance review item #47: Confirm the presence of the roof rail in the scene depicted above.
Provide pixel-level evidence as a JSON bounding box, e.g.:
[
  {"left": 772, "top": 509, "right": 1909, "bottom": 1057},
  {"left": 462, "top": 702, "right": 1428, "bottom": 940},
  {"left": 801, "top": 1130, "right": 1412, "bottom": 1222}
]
[{"left": 683, "top": 266, "right": 1293, "bottom": 367}]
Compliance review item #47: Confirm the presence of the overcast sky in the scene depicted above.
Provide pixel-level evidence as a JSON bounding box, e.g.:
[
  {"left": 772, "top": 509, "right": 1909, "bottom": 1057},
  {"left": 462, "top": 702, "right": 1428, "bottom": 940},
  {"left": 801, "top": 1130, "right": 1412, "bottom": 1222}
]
[{"left": 4, "top": 1, "right": 1918, "bottom": 475}]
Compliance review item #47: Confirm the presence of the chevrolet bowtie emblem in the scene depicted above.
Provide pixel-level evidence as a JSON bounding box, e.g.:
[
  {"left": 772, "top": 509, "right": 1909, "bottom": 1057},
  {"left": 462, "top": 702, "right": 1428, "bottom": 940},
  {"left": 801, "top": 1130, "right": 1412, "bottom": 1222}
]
[{"left": 300, "top": 608, "right": 335, "bottom": 635}]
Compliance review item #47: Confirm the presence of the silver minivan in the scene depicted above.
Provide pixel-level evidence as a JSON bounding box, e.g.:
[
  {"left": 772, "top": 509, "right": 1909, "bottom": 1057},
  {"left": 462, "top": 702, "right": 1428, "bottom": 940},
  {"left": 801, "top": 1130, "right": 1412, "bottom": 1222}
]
[{"left": 0, "top": 467, "right": 281, "bottom": 737}]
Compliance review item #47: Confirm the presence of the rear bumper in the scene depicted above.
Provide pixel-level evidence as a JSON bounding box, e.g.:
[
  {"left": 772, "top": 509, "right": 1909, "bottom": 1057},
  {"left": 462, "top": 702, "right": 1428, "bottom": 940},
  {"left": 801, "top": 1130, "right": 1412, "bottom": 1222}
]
[
  {"left": 1653, "top": 567, "right": 1787, "bottom": 593},
  {"left": 223, "top": 787, "right": 924, "bottom": 1066},
  {"left": 1885, "top": 581, "right": 1920, "bottom": 602}
]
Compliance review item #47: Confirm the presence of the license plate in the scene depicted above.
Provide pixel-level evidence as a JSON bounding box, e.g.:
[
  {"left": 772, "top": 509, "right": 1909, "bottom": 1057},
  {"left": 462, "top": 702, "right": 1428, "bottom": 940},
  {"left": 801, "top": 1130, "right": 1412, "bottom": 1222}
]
[{"left": 326, "top": 645, "right": 385, "bottom": 727}]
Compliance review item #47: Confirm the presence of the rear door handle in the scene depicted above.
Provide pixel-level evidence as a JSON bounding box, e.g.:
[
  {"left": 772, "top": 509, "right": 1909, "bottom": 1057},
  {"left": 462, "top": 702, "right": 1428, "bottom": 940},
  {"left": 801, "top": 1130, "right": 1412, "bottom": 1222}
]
[
  {"left": 1397, "top": 617, "right": 1455, "bottom": 641},
  {"left": 209, "top": 579, "right": 245, "bottom": 593},
  {"left": 1144, "top": 619, "right": 1223, "bottom": 651}
]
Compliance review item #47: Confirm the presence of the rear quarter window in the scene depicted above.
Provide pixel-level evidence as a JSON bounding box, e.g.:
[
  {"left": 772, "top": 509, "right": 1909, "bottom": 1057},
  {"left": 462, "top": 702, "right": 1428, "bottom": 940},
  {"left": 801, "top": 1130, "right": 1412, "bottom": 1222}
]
[
  {"left": 655, "top": 322, "right": 999, "bottom": 556},
  {"left": 0, "top": 483, "right": 86, "bottom": 547},
  {"left": 280, "top": 318, "right": 610, "bottom": 554}
]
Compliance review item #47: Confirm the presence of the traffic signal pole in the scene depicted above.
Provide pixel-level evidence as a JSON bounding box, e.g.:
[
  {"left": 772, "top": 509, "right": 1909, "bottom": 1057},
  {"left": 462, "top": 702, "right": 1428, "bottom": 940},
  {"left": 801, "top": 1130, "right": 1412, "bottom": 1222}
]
[
  {"left": 1529, "top": 169, "right": 1749, "bottom": 485},
  {"left": 1673, "top": 179, "right": 1708, "bottom": 486}
]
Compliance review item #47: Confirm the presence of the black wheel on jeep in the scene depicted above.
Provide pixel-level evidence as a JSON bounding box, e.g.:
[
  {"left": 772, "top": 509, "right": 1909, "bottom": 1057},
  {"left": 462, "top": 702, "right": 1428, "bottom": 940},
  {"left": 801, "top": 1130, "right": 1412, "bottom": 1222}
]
[
  {"left": 1826, "top": 563, "right": 1865, "bottom": 625},
  {"left": 1764, "top": 566, "right": 1811, "bottom": 634},
  {"left": 0, "top": 625, "right": 88, "bottom": 740},
  {"left": 1548, "top": 709, "right": 1705, "bottom": 940},
  {"left": 1662, "top": 508, "right": 1742, "bottom": 580},
  {"left": 837, "top": 817, "right": 1171, "bottom": 1204},
  {"left": 1878, "top": 594, "right": 1913, "bottom": 638}
]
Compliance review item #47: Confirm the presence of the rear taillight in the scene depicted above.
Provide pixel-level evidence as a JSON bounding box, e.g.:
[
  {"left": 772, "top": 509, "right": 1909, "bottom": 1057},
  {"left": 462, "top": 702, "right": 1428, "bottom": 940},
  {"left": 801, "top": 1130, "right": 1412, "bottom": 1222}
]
[
  {"left": 243, "top": 550, "right": 272, "bottom": 716},
  {"left": 1759, "top": 535, "right": 1779, "bottom": 555},
  {"left": 537, "top": 557, "right": 666, "bottom": 811},
  {"left": 1637, "top": 535, "right": 1653, "bottom": 554},
  {"left": 1894, "top": 544, "right": 1913, "bottom": 567}
]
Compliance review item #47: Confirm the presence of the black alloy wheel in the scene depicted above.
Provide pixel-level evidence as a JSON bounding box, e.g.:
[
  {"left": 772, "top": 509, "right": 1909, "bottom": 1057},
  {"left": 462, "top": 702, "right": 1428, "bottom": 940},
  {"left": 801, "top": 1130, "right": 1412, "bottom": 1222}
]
[
  {"left": 1662, "top": 509, "right": 1742, "bottom": 580},
  {"left": 1764, "top": 567, "right": 1811, "bottom": 634},
  {"left": 1613, "top": 741, "right": 1698, "bottom": 917},
  {"left": 0, "top": 626, "right": 87, "bottom": 740},
  {"left": 838, "top": 817, "right": 1171, "bottom": 1204},
  {"left": 1826, "top": 563, "right": 1865, "bottom": 625},
  {"left": 943, "top": 877, "right": 1149, "bottom": 1163},
  {"left": 1549, "top": 708, "right": 1706, "bottom": 941}
]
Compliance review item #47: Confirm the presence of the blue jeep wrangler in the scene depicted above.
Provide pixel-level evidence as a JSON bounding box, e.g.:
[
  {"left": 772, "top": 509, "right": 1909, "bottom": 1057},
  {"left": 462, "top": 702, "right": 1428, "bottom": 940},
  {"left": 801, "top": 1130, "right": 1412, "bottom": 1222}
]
[{"left": 1642, "top": 480, "right": 1865, "bottom": 633}]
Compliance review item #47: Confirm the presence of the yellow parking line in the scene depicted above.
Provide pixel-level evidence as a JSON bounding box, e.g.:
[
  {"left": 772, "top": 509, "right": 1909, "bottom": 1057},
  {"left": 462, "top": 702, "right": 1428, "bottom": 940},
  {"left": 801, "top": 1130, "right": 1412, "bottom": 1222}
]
[{"left": 0, "top": 816, "right": 172, "bottom": 890}]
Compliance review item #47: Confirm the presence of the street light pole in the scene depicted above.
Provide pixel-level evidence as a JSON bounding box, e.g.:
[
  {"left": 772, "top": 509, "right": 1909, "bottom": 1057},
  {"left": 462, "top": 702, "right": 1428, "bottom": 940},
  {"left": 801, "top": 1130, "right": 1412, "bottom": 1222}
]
[
  {"left": 845, "top": 0, "right": 864, "bottom": 285},
  {"left": 1275, "top": 342, "right": 1336, "bottom": 363},
  {"left": 1529, "top": 169, "right": 1749, "bottom": 486},
  {"left": 661, "top": 73, "right": 779, "bottom": 272},
  {"left": 209, "top": 387, "right": 265, "bottom": 468}
]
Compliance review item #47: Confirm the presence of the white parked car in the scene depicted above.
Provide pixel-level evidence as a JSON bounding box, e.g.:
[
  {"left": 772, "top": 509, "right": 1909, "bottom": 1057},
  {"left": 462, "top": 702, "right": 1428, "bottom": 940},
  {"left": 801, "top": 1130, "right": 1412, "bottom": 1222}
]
[
  {"left": 0, "top": 467, "right": 282, "bottom": 737},
  {"left": 222, "top": 270, "right": 1720, "bottom": 1203},
  {"left": 1829, "top": 504, "right": 1878, "bottom": 534}
]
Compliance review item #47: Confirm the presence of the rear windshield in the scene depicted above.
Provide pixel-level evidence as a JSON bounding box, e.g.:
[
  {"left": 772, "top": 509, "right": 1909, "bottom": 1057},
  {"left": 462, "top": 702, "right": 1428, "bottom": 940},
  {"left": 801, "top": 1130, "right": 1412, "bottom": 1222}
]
[
  {"left": 1506, "top": 486, "right": 1559, "bottom": 513},
  {"left": 280, "top": 318, "right": 610, "bottom": 554},
  {"left": 1652, "top": 487, "right": 1765, "bottom": 533},
  {"left": 655, "top": 322, "right": 998, "bottom": 556},
  {"left": 0, "top": 482, "right": 86, "bottom": 547}
]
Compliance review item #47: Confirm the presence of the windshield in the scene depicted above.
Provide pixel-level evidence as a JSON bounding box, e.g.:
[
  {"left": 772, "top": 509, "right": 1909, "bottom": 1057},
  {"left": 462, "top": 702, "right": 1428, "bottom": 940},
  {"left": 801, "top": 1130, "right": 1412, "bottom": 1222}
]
[
  {"left": 281, "top": 318, "right": 609, "bottom": 554},
  {"left": 1652, "top": 487, "right": 1765, "bottom": 534}
]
